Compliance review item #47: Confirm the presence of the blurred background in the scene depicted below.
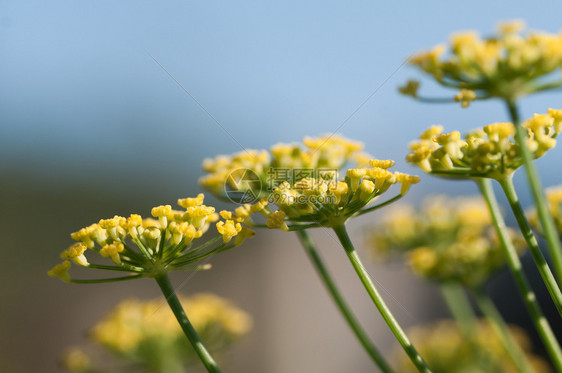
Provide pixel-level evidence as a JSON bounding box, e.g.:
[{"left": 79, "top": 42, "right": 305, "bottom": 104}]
[{"left": 1, "top": 1, "right": 562, "bottom": 372}]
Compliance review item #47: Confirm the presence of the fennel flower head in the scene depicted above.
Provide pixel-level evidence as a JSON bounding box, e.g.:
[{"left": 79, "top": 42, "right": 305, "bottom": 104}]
[
  {"left": 401, "top": 20, "right": 562, "bottom": 105},
  {"left": 396, "top": 320, "right": 551, "bottom": 373},
  {"left": 200, "top": 135, "right": 420, "bottom": 229},
  {"left": 368, "top": 195, "right": 525, "bottom": 287},
  {"left": 63, "top": 294, "right": 252, "bottom": 373},
  {"left": 528, "top": 184, "right": 562, "bottom": 235},
  {"left": 48, "top": 194, "right": 254, "bottom": 283},
  {"left": 406, "top": 110, "right": 561, "bottom": 180}
]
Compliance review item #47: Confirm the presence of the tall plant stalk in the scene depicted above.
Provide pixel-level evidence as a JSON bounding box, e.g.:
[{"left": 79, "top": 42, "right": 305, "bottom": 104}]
[
  {"left": 477, "top": 178, "right": 562, "bottom": 371},
  {"left": 155, "top": 274, "right": 222, "bottom": 373},
  {"left": 295, "top": 230, "right": 394, "bottom": 373},
  {"left": 333, "top": 224, "right": 432, "bottom": 373},
  {"left": 506, "top": 100, "right": 562, "bottom": 286}
]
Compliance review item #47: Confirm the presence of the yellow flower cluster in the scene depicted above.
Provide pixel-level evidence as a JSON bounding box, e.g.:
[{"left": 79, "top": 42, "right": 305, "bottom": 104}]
[
  {"left": 62, "top": 294, "right": 252, "bottom": 372},
  {"left": 396, "top": 320, "right": 551, "bottom": 373},
  {"left": 48, "top": 194, "right": 253, "bottom": 282},
  {"left": 405, "top": 20, "right": 562, "bottom": 102},
  {"left": 91, "top": 294, "right": 252, "bottom": 354},
  {"left": 201, "top": 135, "right": 419, "bottom": 229},
  {"left": 528, "top": 185, "right": 562, "bottom": 236},
  {"left": 369, "top": 196, "right": 525, "bottom": 286},
  {"left": 266, "top": 161, "right": 419, "bottom": 228},
  {"left": 200, "top": 135, "right": 364, "bottom": 201},
  {"left": 406, "top": 110, "right": 561, "bottom": 180}
]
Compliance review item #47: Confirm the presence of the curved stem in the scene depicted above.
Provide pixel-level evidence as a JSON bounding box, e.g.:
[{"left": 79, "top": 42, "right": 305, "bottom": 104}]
[
  {"left": 477, "top": 178, "right": 562, "bottom": 371},
  {"left": 506, "top": 100, "right": 562, "bottom": 286},
  {"left": 333, "top": 224, "right": 432, "bottom": 373},
  {"left": 498, "top": 176, "right": 562, "bottom": 315},
  {"left": 154, "top": 274, "right": 222, "bottom": 373},
  {"left": 356, "top": 194, "right": 404, "bottom": 217},
  {"left": 295, "top": 230, "right": 394, "bottom": 373},
  {"left": 439, "top": 283, "right": 477, "bottom": 337},
  {"left": 472, "top": 287, "right": 536, "bottom": 373}
]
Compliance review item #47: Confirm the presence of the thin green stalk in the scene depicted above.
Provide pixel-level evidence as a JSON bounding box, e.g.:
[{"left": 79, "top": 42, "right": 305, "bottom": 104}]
[
  {"left": 440, "top": 283, "right": 497, "bottom": 372},
  {"left": 439, "top": 283, "right": 477, "bottom": 337},
  {"left": 477, "top": 178, "right": 562, "bottom": 371},
  {"left": 333, "top": 224, "right": 432, "bottom": 373},
  {"left": 472, "top": 287, "right": 536, "bottom": 373},
  {"left": 154, "top": 273, "right": 222, "bottom": 373},
  {"left": 295, "top": 230, "right": 395, "bottom": 373},
  {"left": 506, "top": 100, "right": 562, "bottom": 286},
  {"left": 498, "top": 176, "right": 562, "bottom": 315},
  {"left": 68, "top": 274, "right": 143, "bottom": 283}
]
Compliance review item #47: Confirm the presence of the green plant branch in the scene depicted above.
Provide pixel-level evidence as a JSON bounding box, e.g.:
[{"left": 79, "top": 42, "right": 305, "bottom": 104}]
[
  {"left": 498, "top": 176, "right": 562, "bottom": 315},
  {"left": 506, "top": 100, "right": 562, "bottom": 286},
  {"left": 295, "top": 230, "right": 395, "bottom": 373},
  {"left": 355, "top": 194, "right": 404, "bottom": 217},
  {"left": 333, "top": 224, "right": 432, "bottom": 373},
  {"left": 155, "top": 273, "right": 222, "bottom": 373},
  {"left": 68, "top": 274, "right": 144, "bottom": 283},
  {"left": 477, "top": 178, "right": 562, "bottom": 371},
  {"left": 472, "top": 287, "right": 536, "bottom": 373}
]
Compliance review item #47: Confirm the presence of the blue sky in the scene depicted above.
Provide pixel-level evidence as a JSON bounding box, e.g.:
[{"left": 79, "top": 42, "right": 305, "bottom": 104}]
[{"left": 1, "top": 1, "right": 561, "bottom": 200}]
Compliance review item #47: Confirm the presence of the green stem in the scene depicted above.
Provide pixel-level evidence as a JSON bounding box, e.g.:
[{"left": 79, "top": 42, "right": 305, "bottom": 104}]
[
  {"left": 154, "top": 273, "right": 222, "bottom": 373},
  {"left": 506, "top": 100, "right": 562, "bottom": 286},
  {"left": 295, "top": 230, "right": 395, "bottom": 373},
  {"left": 333, "top": 224, "right": 432, "bottom": 373},
  {"left": 472, "top": 287, "right": 536, "bottom": 373},
  {"left": 356, "top": 194, "right": 404, "bottom": 217},
  {"left": 439, "top": 283, "right": 477, "bottom": 337},
  {"left": 477, "top": 178, "right": 562, "bottom": 371},
  {"left": 68, "top": 274, "right": 143, "bottom": 283},
  {"left": 498, "top": 176, "right": 562, "bottom": 315}
]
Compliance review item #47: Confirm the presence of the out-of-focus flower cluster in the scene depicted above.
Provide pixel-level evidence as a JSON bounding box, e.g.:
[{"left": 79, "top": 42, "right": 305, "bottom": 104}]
[
  {"left": 48, "top": 194, "right": 253, "bottom": 282},
  {"left": 528, "top": 185, "right": 562, "bottom": 236},
  {"left": 396, "top": 320, "right": 551, "bottom": 373},
  {"left": 368, "top": 196, "right": 525, "bottom": 286},
  {"left": 406, "top": 110, "right": 561, "bottom": 180},
  {"left": 62, "top": 294, "right": 252, "bottom": 373},
  {"left": 402, "top": 20, "right": 562, "bottom": 103},
  {"left": 200, "top": 135, "right": 419, "bottom": 229},
  {"left": 200, "top": 135, "right": 364, "bottom": 199}
]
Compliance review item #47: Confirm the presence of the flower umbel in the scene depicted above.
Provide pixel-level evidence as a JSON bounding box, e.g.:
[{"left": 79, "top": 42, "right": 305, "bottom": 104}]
[
  {"left": 48, "top": 194, "right": 252, "bottom": 283},
  {"left": 406, "top": 110, "right": 560, "bottom": 180},
  {"left": 396, "top": 320, "right": 551, "bottom": 373},
  {"left": 403, "top": 20, "right": 562, "bottom": 104},
  {"left": 201, "top": 135, "right": 419, "bottom": 229},
  {"left": 368, "top": 196, "right": 525, "bottom": 287},
  {"left": 200, "top": 134, "right": 364, "bottom": 203},
  {"left": 62, "top": 294, "right": 252, "bottom": 373}
]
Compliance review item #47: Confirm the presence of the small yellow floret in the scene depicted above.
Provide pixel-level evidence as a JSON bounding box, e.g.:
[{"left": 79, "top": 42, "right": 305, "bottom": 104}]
[
  {"left": 178, "top": 194, "right": 205, "bottom": 208},
  {"left": 369, "top": 159, "right": 395, "bottom": 169},
  {"left": 216, "top": 220, "right": 242, "bottom": 243},
  {"left": 151, "top": 205, "right": 172, "bottom": 218},
  {"left": 100, "top": 242, "right": 125, "bottom": 265},
  {"left": 266, "top": 210, "right": 289, "bottom": 231},
  {"left": 48, "top": 261, "right": 71, "bottom": 281},
  {"left": 454, "top": 89, "right": 477, "bottom": 108},
  {"left": 61, "top": 243, "right": 89, "bottom": 266},
  {"left": 99, "top": 216, "right": 125, "bottom": 229},
  {"left": 394, "top": 172, "right": 421, "bottom": 195}
]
